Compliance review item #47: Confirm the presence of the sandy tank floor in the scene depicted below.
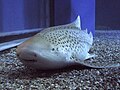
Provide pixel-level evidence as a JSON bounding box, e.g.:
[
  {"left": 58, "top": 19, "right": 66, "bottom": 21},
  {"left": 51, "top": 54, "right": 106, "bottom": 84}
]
[{"left": 0, "top": 30, "right": 120, "bottom": 90}]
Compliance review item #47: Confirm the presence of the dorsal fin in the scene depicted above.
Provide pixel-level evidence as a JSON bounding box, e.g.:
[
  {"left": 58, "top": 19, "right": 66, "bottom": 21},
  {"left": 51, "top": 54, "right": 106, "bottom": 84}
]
[
  {"left": 44, "top": 15, "right": 81, "bottom": 30},
  {"left": 53, "top": 15, "right": 81, "bottom": 29},
  {"left": 66, "top": 15, "right": 81, "bottom": 29},
  {"left": 89, "top": 31, "right": 93, "bottom": 39},
  {"left": 39, "top": 15, "right": 81, "bottom": 35},
  {"left": 88, "top": 31, "right": 93, "bottom": 45},
  {"left": 83, "top": 28, "right": 88, "bottom": 33}
]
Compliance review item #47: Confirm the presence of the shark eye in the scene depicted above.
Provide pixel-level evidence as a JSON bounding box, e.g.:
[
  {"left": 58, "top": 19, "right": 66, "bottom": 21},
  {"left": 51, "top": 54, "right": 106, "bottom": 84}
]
[
  {"left": 34, "top": 53, "right": 37, "bottom": 57},
  {"left": 52, "top": 48, "right": 55, "bottom": 51}
]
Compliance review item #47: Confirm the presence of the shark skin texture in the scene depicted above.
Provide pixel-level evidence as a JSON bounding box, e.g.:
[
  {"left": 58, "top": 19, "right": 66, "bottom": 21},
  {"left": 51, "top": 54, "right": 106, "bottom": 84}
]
[{"left": 17, "top": 16, "right": 120, "bottom": 70}]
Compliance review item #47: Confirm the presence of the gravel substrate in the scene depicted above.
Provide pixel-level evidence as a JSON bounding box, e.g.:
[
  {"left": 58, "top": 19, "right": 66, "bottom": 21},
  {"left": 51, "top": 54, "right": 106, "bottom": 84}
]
[{"left": 0, "top": 30, "right": 120, "bottom": 90}]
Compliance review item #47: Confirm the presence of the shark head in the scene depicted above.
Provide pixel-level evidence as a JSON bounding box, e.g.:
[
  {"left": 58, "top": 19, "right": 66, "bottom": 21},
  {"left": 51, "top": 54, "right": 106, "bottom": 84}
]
[{"left": 17, "top": 33, "right": 70, "bottom": 69}]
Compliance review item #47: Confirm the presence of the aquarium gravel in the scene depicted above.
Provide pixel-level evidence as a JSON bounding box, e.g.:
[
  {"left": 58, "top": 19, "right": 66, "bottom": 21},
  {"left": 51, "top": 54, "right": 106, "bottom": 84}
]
[{"left": 0, "top": 30, "right": 120, "bottom": 90}]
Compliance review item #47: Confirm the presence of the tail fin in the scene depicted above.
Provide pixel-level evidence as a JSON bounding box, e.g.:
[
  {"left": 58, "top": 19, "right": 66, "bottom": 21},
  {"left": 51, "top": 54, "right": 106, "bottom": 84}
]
[{"left": 75, "top": 53, "right": 120, "bottom": 68}]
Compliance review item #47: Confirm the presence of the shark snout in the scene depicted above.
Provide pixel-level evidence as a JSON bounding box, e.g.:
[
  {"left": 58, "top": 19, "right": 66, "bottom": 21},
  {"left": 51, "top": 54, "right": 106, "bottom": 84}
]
[{"left": 17, "top": 46, "right": 37, "bottom": 61}]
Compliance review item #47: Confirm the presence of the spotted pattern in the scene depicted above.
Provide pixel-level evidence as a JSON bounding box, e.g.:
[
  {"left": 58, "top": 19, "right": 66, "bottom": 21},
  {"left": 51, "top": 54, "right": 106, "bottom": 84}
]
[{"left": 40, "top": 28, "right": 92, "bottom": 60}]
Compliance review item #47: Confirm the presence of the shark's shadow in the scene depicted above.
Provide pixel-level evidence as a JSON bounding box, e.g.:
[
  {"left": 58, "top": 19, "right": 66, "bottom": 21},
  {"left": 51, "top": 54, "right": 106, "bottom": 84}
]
[{"left": 7, "top": 64, "right": 93, "bottom": 80}]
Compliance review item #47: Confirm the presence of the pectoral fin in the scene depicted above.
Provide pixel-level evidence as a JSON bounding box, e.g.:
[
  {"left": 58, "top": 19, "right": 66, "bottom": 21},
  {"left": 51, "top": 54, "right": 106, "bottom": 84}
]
[
  {"left": 85, "top": 53, "right": 96, "bottom": 60},
  {"left": 75, "top": 52, "right": 96, "bottom": 61}
]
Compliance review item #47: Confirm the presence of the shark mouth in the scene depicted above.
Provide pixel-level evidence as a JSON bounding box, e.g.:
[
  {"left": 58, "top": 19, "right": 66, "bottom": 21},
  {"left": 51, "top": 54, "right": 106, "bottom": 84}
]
[{"left": 20, "top": 58, "right": 37, "bottom": 63}]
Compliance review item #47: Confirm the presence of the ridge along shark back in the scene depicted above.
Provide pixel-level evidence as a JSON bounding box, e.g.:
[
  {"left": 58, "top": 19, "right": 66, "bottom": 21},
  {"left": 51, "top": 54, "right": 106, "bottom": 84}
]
[{"left": 16, "top": 15, "right": 120, "bottom": 70}]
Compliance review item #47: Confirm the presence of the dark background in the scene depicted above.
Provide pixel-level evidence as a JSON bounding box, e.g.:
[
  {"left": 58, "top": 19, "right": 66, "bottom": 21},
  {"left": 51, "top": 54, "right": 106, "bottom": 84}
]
[
  {"left": 96, "top": 0, "right": 120, "bottom": 30},
  {"left": 0, "top": 0, "right": 95, "bottom": 34},
  {"left": 0, "top": 0, "right": 120, "bottom": 33}
]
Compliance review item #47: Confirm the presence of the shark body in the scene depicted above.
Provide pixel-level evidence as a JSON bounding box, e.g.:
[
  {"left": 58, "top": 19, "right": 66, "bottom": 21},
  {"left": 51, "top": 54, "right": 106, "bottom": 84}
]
[{"left": 16, "top": 16, "right": 96, "bottom": 69}]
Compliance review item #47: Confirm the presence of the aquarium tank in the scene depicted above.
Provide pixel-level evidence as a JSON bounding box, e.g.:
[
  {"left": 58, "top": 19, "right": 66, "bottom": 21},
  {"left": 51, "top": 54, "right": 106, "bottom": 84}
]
[{"left": 0, "top": 0, "right": 120, "bottom": 90}]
